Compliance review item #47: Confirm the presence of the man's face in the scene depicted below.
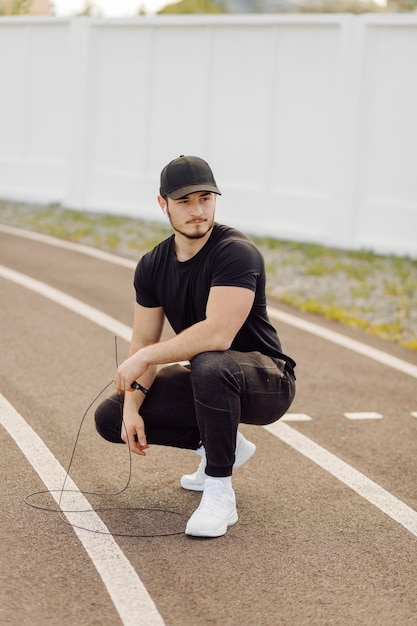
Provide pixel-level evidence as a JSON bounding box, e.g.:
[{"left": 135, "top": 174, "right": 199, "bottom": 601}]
[{"left": 165, "top": 191, "right": 217, "bottom": 240}]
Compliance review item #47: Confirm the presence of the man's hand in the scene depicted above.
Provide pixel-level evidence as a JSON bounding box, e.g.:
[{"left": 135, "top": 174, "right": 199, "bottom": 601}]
[
  {"left": 121, "top": 409, "right": 149, "bottom": 456},
  {"left": 114, "top": 350, "right": 148, "bottom": 393}
]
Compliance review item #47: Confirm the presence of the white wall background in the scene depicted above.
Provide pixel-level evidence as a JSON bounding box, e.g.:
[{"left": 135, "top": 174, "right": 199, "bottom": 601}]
[{"left": 0, "top": 14, "right": 416, "bottom": 256}]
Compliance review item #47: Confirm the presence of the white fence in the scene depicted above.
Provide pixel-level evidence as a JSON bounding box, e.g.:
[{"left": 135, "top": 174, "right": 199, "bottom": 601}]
[{"left": 0, "top": 14, "right": 416, "bottom": 256}]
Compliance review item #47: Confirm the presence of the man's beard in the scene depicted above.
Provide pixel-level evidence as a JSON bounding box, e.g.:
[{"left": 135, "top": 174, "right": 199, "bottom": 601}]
[{"left": 168, "top": 215, "right": 214, "bottom": 240}]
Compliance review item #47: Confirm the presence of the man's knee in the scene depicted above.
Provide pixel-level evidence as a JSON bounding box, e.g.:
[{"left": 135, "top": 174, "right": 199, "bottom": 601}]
[
  {"left": 94, "top": 395, "right": 124, "bottom": 444},
  {"left": 191, "top": 350, "right": 229, "bottom": 375},
  {"left": 190, "top": 351, "right": 241, "bottom": 391}
]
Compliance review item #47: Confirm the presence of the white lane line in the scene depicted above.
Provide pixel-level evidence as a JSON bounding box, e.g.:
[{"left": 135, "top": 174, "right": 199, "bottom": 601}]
[
  {"left": 0, "top": 265, "right": 132, "bottom": 342},
  {"left": 281, "top": 413, "right": 312, "bottom": 422},
  {"left": 0, "top": 224, "right": 136, "bottom": 269},
  {"left": 412, "top": 412, "right": 417, "bottom": 418},
  {"left": 265, "top": 421, "right": 417, "bottom": 538},
  {"left": 2, "top": 225, "right": 417, "bottom": 380},
  {"left": 267, "top": 306, "right": 417, "bottom": 380},
  {"left": 344, "top": 412, "right": 383, "bottom": 420},
  {"left": 0, "top": 394, "right": 166, "bottom": 626}
]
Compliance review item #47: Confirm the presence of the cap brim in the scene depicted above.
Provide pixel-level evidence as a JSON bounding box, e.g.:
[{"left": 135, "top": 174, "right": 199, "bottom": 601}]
[{"left": 167, "top": 184, "right": 221, "bottom": 200}]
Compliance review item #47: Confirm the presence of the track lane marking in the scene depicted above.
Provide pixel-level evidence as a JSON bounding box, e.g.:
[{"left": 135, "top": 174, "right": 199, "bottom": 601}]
[
  {"left": 0, "top": 224, "right": 136, "bottom": 269},
  {"left": 264, "top": 421, "right": 417, "bottom": 538},
  {"left": 0, "top": 265, "right": 132, "bottom": 342},
  {"left": 281, "top": 413, "right": 312, "bottom": 422},
  {"left": 344, "top": 412, "right": 383, "bottom": 420},
  {"left": 0, "top": 394, "right": 166, "bottom": 626}
]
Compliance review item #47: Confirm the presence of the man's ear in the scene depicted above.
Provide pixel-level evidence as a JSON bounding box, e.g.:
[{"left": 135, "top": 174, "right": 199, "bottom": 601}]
[{"left": 157, "top": 195, "right": 167, "bottom": 215}]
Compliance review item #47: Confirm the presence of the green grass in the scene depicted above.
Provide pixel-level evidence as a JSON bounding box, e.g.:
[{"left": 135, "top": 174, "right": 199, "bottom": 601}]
[{"left": 250, "top": 235, "right": 417, "bottom": 351}]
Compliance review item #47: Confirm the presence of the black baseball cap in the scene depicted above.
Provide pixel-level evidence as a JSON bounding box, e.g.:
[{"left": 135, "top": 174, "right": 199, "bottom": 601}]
[{"left": 159, "top": 155, "right": 221, "bottom": 200}]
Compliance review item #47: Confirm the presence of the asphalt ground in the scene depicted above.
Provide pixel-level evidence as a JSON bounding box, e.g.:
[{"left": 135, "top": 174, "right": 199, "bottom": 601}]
[{"left": 1, "top": 227, "right": 417, "bottom": 626}]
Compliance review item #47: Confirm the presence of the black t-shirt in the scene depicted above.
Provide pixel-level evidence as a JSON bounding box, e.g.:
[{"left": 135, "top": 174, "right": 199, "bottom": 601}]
[{"left": 134, "top": 223, "right": 292, "bottom": 361}]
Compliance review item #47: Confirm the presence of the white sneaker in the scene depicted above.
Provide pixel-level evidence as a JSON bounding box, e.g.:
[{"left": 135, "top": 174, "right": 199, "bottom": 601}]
[
  {"left": 180, "top": 432, "right": 256, "bottom": 492},
  {"left": 185, "top": 478, "right": 238, "bottom": 537}
]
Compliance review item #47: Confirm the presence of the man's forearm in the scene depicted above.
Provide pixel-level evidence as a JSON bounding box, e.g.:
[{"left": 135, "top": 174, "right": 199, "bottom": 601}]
[
  {"left": 141, "top": 319, "right": 230, "bottom": 368},
  {"left": 115, "top": 319, "right": 229, "bottom": 392}
]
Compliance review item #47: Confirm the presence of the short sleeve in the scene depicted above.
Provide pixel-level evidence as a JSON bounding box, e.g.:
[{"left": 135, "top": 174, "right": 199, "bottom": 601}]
[
  {"left": 134, "top": 254, "right": 161, "bottom": 307},
  {"left": 210, "top": 239, "right": 263, "bottom": 292}
]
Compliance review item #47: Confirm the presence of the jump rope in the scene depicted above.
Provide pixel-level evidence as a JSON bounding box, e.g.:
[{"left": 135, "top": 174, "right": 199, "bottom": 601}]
[{"left": 24, "top": 338, "right": 188, "bottom": 537}]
